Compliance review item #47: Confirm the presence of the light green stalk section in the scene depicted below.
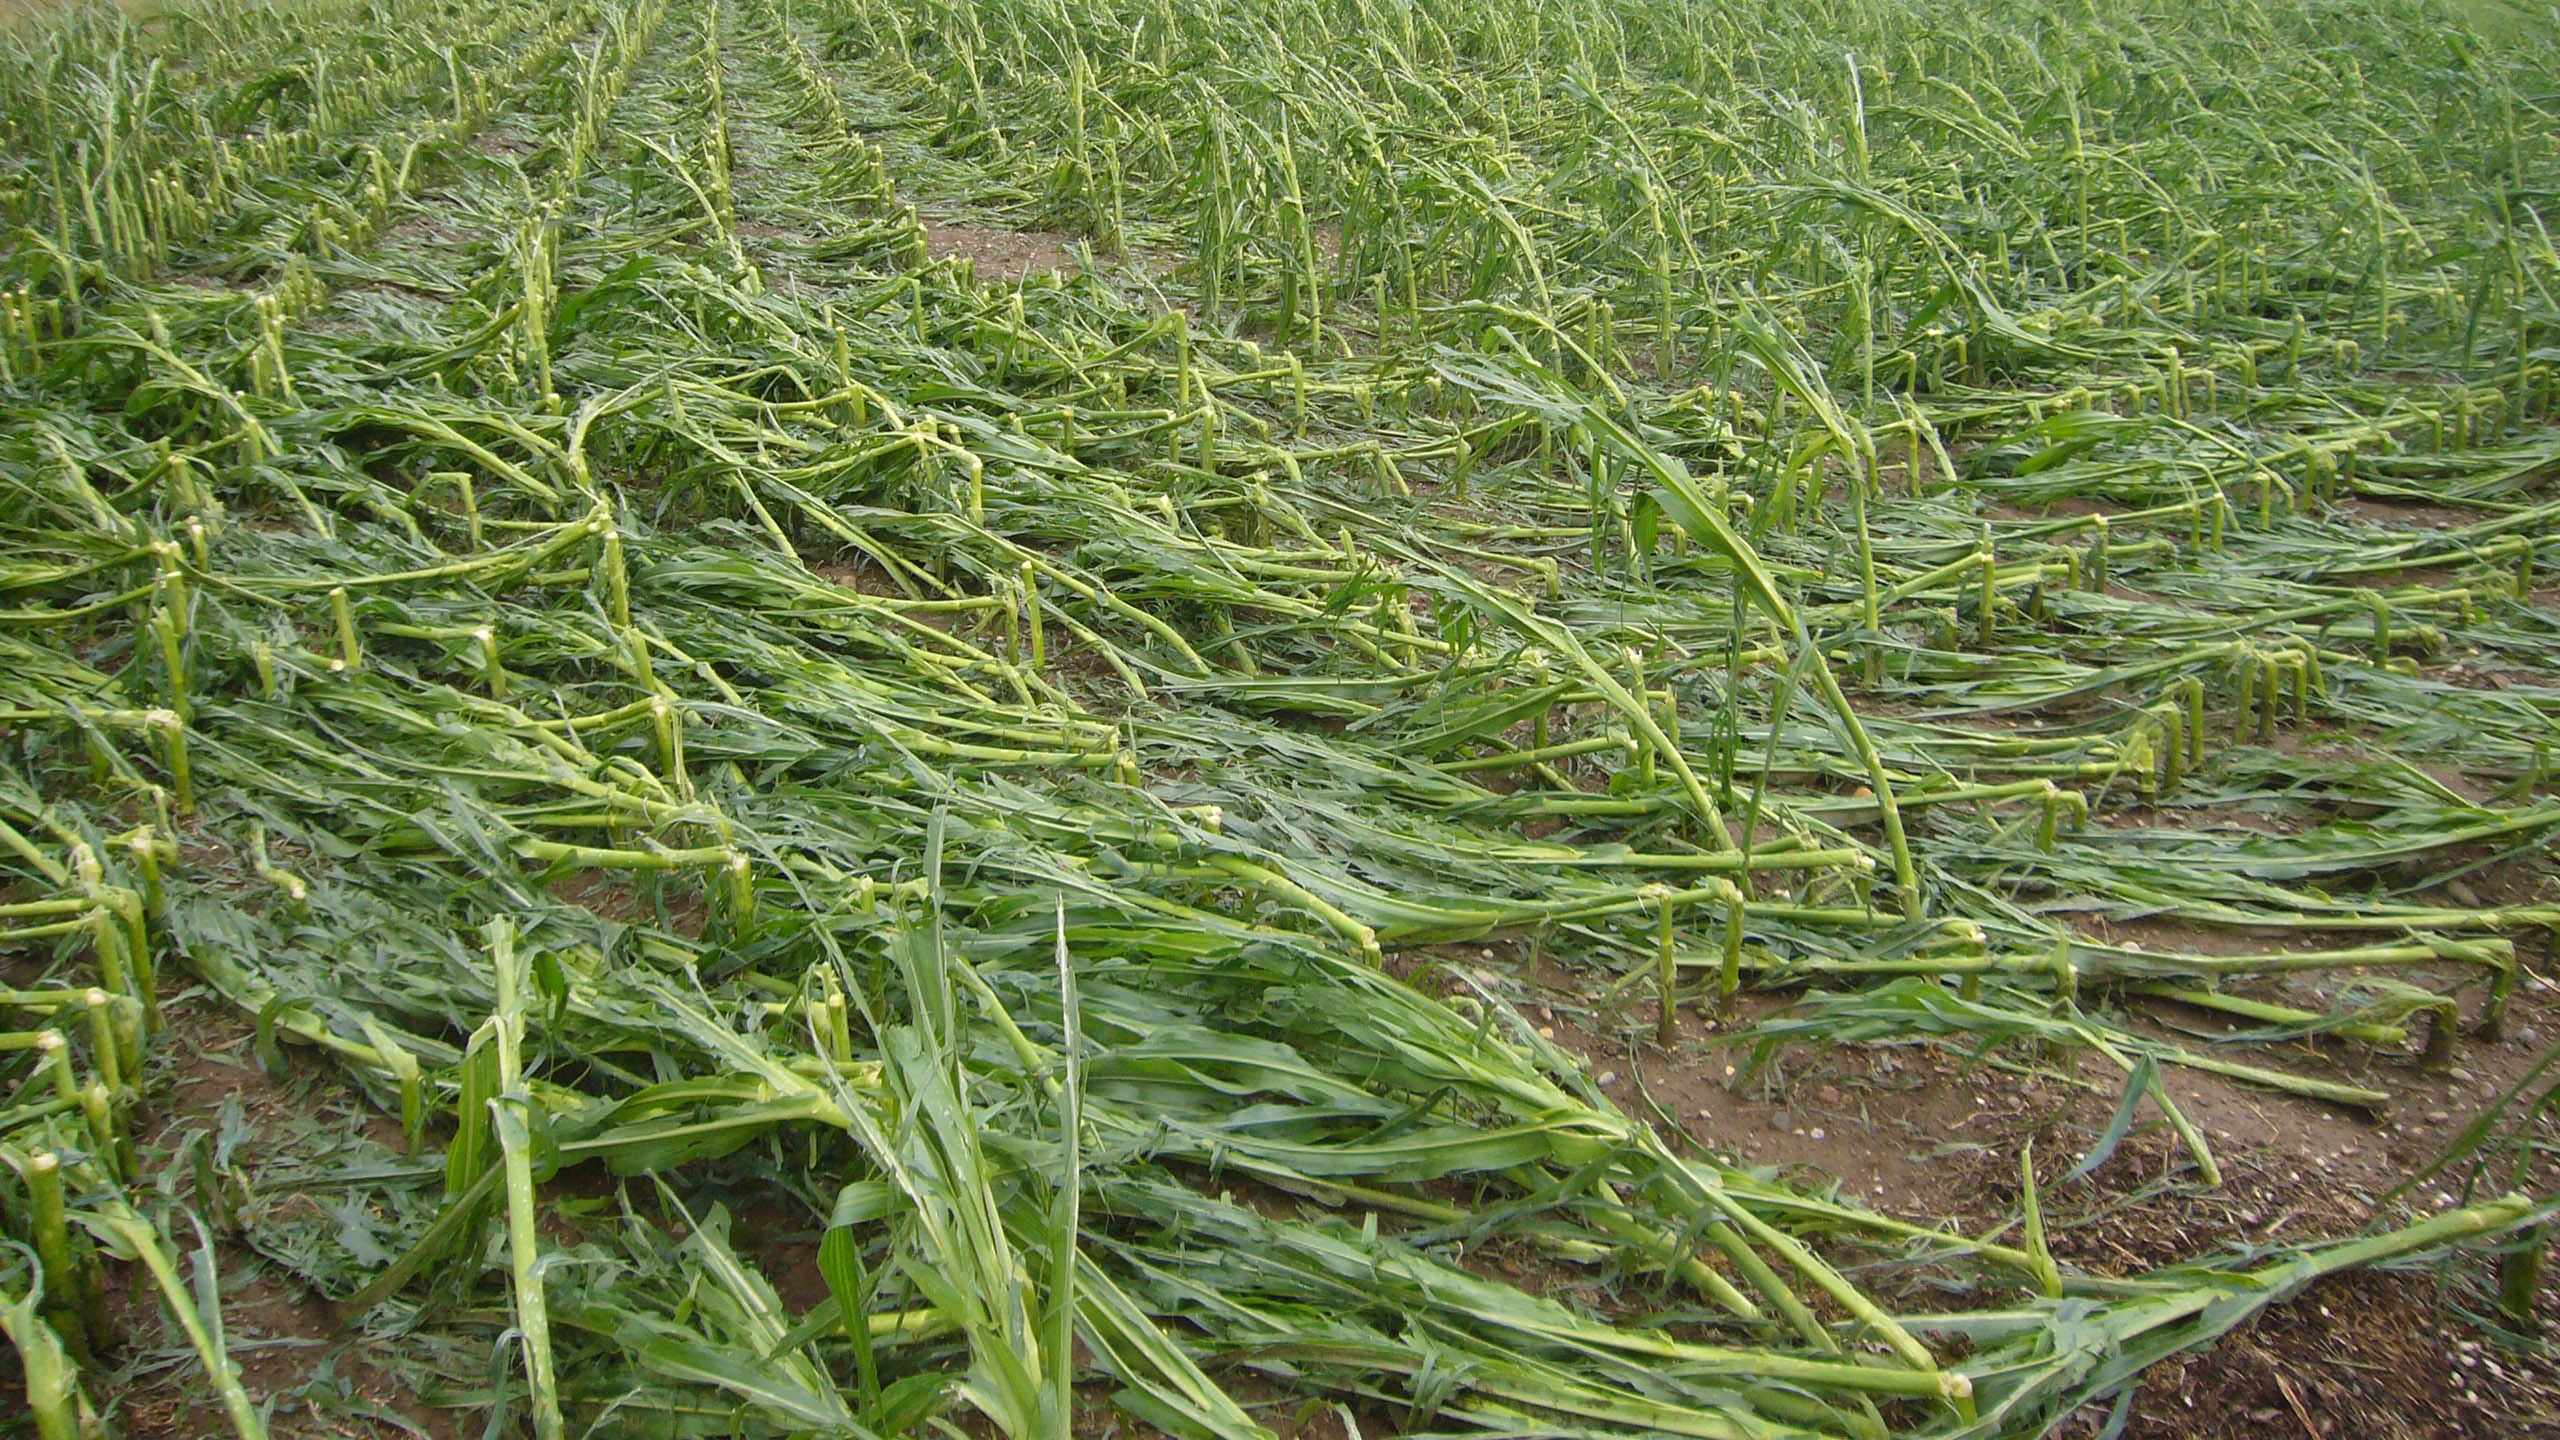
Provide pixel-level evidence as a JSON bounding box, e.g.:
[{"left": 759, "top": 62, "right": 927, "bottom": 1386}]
[{"left": 486, "top": 919, "right": 564, "bottom": 1440}]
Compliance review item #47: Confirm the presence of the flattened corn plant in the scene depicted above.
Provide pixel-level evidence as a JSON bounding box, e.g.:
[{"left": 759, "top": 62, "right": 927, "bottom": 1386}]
[{"left": 2, "top": 0, "right": 2556, "bottom": 1434}]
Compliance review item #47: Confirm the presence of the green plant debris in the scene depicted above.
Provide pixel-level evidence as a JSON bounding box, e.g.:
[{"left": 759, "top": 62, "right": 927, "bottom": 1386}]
[{"left": 1, "top": 0, "right": 2555, "bottom": 1434}]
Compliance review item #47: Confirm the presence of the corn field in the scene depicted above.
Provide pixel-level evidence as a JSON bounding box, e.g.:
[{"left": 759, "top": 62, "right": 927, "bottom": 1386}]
[{"left": 2, "top": 0, "right": 2557, "bottom": 1433}]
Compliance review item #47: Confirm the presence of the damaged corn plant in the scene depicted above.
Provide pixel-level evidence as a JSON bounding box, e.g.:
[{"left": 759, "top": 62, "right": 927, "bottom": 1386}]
[{"left": 3, "top": 0, "right": 2556, "bottom": 1433}]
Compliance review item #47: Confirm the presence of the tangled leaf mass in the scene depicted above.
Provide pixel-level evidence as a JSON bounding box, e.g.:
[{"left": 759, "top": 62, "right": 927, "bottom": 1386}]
[{"left": 1, "top": 0, "right": 2555, "bottom": 1434}]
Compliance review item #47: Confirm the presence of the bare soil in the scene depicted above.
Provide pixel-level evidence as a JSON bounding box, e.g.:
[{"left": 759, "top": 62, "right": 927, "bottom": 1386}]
[
  {"left": 925, "top": 224, "right": 1083, "bottom": 283},
  {"left": 1396, "top": 933, "right": 2560, "bottom": 1440},
  {"left": 102, "top": 997, "right": 460, "bottom": 1440}
]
